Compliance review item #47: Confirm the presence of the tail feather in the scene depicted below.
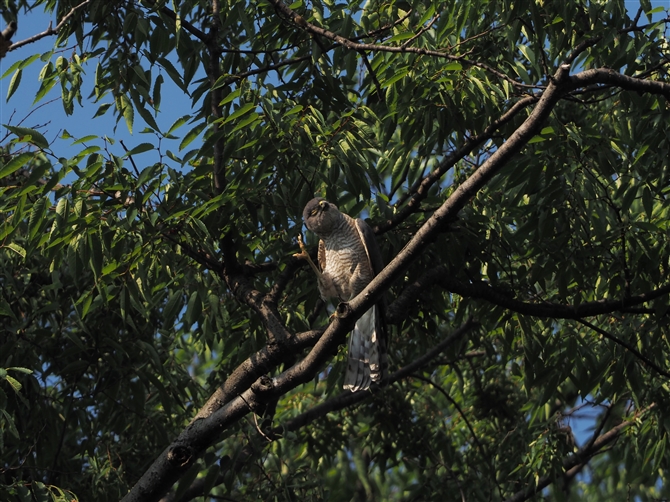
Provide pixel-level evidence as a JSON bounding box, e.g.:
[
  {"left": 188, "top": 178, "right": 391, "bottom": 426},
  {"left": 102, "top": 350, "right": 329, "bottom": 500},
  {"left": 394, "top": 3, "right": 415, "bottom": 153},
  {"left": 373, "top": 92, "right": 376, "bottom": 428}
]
[{"left": 344, "top": 306, "right": 385, "bottom": 392}]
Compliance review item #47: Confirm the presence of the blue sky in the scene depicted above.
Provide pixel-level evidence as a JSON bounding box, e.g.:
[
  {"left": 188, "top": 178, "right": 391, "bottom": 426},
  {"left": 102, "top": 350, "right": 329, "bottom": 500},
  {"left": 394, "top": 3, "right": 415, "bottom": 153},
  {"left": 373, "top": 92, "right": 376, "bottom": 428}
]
[
  {"left": 2, "top": 1, "right": 667, "bottom": 165},
  {"left": 0, "top": 7, "right": 198, "bottom": 165}
]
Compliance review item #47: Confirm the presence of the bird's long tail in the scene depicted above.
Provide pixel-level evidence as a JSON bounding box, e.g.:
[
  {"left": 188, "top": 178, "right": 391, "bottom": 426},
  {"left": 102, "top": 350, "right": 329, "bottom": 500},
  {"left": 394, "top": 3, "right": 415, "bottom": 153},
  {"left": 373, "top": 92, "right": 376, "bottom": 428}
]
[{"left": 344, "top": 305, "right": 386, "bottom": 392}]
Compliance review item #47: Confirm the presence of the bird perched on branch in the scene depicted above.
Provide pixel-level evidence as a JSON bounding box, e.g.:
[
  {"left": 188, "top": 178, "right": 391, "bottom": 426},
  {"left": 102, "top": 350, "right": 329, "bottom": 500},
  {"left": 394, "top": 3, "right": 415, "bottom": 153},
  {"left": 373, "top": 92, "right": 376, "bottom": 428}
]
[{"left": 300, "top": 197, "right": 387, "bottom": 391}]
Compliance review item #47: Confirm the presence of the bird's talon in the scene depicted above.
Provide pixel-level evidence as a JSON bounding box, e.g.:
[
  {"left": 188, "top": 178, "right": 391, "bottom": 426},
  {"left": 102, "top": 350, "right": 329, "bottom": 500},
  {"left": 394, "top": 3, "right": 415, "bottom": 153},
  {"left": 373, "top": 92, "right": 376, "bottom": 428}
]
[{"left": 296, "top": 232, "right": 322, "bottom": 278}]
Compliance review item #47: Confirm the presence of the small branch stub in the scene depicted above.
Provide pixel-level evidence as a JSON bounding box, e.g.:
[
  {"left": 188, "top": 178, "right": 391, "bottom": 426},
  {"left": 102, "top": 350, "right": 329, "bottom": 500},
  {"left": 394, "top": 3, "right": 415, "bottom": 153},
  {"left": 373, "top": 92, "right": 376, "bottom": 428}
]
[
  {"left": 251, "top": 375, "right": 274, "bottom": 396},
  {"left": 336, "top": 302, "right": 351, "bottom": 318},
  {"left": 166, "top": 445, "right": 193, "bottom": 467},
  {"left": 0, "top": 21, "right": 17, "bottom": 58}
]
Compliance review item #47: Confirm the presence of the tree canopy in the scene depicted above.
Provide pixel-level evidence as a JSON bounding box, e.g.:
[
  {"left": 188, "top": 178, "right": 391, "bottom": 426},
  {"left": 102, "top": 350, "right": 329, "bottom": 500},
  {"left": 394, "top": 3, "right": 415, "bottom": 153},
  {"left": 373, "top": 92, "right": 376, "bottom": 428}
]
[{"left": 2, "top": 0, "right": 670, "bottom": 500}]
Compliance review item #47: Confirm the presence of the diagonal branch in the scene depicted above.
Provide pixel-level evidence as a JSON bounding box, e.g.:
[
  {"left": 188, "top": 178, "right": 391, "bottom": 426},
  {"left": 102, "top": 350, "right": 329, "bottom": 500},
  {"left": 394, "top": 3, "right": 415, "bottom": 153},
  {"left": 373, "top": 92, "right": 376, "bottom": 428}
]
[
  {"left": 375, "top": 95, "right": 538, "bottom": 234},
  {"left": 577, "top": 318, "right": 670, "bottom": 379},
  {"left": 504, "top": 404, "right": 657, "bottom": 502},
  {"left": 165, "top": 320, "right": 475, "bottom": 502},
  {"left": 124, "top": 61, "right": 670, "bottom": 502},
  {"left": 191, "top": 329, "right": 323, "bottom": 423},
  {"left": 354, "top": 64, "right": 573, "bottom": 320},
  {"left": 8, "top": 0, "right": 91, "bottom": 52}
]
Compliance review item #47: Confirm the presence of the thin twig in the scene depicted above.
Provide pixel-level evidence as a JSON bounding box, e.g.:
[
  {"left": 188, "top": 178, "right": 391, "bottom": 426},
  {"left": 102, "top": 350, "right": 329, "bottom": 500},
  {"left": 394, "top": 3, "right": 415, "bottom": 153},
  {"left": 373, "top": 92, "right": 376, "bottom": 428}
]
[
  {"left": 577, "top": 318, "right": 670, "bottom": 379},
  {"left": 8, "top": 0, "right": 91, "bottom": 52}
]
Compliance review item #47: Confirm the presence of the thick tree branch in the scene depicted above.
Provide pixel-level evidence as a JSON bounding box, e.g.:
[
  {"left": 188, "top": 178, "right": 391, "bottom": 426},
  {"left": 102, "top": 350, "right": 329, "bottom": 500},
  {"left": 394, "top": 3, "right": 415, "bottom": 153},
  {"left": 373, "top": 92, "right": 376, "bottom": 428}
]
[
  {"left": 124, "top": 59, "right": 670, "bottom": 501},
  {"left": 352, "top": 65, "right": 572, "bottom": 320},
  {"left": 387, "top": 265, "right": 670, "bottom": 324},
  {"left": 566, "top": 68, "right": 670, "bottom": 99},
  {"left": 191, "top": 329, "right": 323, "bottom": 422},
  {"left": 207, "top": 0, "right": 226, "bottom": 193},
  {"left": 167, "top": 320, "right": 475, "bottom": 502}
]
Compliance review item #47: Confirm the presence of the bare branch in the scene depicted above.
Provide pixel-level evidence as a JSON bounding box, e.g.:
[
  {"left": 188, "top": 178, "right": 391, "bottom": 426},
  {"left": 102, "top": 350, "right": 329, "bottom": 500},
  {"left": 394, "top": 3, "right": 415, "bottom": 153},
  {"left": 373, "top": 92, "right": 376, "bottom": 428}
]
[
  {"left": 8, "top": 0, "right": 91, "bottom": 52},
  {"left": 566, "top": 68, "right": 670, "bottom": 99}
]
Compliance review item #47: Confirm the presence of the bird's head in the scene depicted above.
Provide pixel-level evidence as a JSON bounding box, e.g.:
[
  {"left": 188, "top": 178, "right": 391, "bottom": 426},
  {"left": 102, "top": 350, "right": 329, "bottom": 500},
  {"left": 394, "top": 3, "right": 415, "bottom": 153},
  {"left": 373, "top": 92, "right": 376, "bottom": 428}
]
[{"left": 303, "top": 198, "right": 341, "bottom": 236}]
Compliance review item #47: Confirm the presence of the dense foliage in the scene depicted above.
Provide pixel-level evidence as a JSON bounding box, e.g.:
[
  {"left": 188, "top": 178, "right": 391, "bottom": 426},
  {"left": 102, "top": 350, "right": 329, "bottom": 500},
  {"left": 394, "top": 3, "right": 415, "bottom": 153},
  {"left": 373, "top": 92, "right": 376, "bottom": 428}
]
[{"left": 2, "top": 0, "right": 670, "bottom": 500}]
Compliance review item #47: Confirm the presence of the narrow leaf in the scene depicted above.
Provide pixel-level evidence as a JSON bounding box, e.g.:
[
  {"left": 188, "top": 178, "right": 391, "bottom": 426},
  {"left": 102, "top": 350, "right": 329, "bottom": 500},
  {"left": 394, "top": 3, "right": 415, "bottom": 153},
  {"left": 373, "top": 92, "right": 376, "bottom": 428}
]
[
  {"left": 0, "top": 152, "right": 33, "bottom": 179},
  {"left": 5, "top": 125, "right": 49, "bottom": 150},
  {"left": 6, "top": 68, "right": 22, "bottom": 101}
]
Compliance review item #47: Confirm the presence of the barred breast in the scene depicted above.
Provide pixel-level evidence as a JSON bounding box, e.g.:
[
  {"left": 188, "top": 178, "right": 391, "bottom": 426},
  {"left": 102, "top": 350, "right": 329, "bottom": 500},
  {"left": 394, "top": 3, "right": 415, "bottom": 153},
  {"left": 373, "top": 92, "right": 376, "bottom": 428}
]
[{"left": 321, "top": 214, "right": 374, "bottom": 301}]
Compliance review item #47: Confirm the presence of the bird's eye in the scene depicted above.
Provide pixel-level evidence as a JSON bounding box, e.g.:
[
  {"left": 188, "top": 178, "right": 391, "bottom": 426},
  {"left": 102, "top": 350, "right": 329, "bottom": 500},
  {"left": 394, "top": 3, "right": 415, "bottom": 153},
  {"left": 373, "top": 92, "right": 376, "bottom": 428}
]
[
  {"left": 310, "top": 209, "right": 318, "bottom": 216},
  {"left": 319, "top": 201, "right": 328, "bottom": 210}
]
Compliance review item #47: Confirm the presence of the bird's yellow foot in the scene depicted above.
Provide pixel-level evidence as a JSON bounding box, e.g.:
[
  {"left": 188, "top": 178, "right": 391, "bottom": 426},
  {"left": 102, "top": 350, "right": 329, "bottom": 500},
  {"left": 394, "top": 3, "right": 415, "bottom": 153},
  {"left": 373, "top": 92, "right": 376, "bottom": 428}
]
[{"left": 294, "top": 233, "right": 322, "bottom": 278}]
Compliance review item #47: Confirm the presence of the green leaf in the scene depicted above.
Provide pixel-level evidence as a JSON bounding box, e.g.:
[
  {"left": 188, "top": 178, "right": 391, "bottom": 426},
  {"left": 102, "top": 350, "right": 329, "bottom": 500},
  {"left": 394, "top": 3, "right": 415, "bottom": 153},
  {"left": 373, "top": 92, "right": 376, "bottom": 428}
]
[
  {"left": 0, "top": 298, "right": 18, "bottom": 320},
  {"left": 4, "top": 374, "right": 22, "bottom": 393},
  {"left": 134, "top": 99, "right": 161, "bottom": 131},
  {"left": 5, "top": 243, "right": 26, "bottom": 259},
  {"left": 93, "top": 102, "right": 113, "bottom": 118},
  {"left": 236, "top": 3, "right": 254, "bottom": 37},
  {"left": 184, "top": 291, "right": 201, "bottom": 327},
  {"left": 116, "top": 94, "right": 134, "bottom": 134},
  {"left": 153, "top": 73, "right": 164, "bottom": 110},
  {"left": 382, "top": 67, "right": 409, "bottom": 88},
  {"left": 6, "top": 367, "right": 33, "bottom": 374},
  {"left": 0, "top": 408, "right": 20, "bottom": 438},
  {"left": 125, "top": 142, "right": 155, "bottom": 156},
  {"left": 229, "top": 112, "right": 260, "bottom": 133},
  {"left": 518, "top": 44, "right": 536, "bottom": 65},
  {"left": 220, "top": 103, "right": 256, "bottom": 125},
  {"left": 54, "top": 197, "right": 69, "bottom": 228},
  {"left": 179, "top": 122, "right": 206, "bottom": 150},
  {"left": 167, "top": 115, "right": 191, "bottom": 135},
  {"left": 284, "top": 105, "right": 304, "bottom": 117},
  {"left": 6, "top": 68, "right": 21, "bottom": 101},
  {"left": 0, "top": 152, "right": 34, "bottom": 179},
  {"left": 89, "top": 232, "right": 103, "bottom": 279},
  {"left": 157, "top": 57, "right": 186, "bottom": 91},
  {"left": 218, "top": 87, "right": 242, "bottom": 105},
  {"left": 163, "top": 291, "right": 183, "bottom": 327},
  {"left": 5, "top": 125, "right": 49, "bottom": 150},
  {"left": 28, "top": 197, "right": 47, "bottom": 242}
]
